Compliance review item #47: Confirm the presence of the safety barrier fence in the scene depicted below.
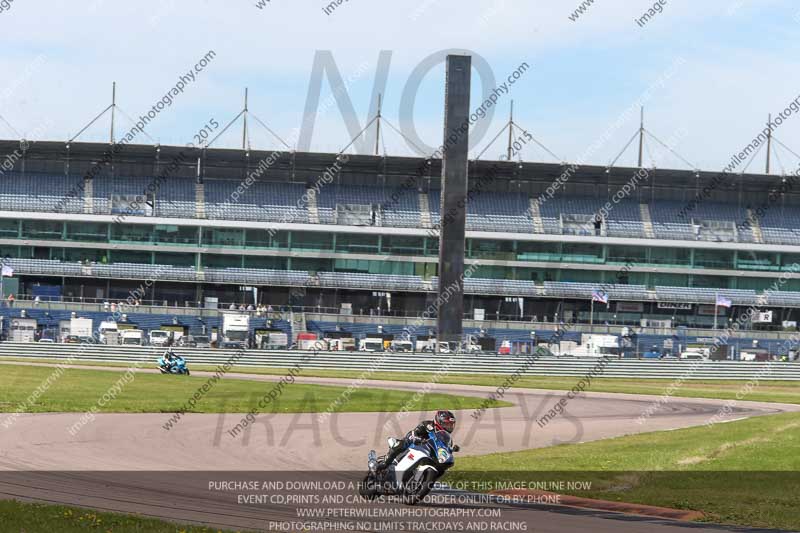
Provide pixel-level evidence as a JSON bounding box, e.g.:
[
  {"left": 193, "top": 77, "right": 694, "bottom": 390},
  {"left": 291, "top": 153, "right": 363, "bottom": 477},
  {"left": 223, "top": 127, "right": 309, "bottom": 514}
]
[{"left": 0, "top": 343, "right": 797, "bottom": 380}]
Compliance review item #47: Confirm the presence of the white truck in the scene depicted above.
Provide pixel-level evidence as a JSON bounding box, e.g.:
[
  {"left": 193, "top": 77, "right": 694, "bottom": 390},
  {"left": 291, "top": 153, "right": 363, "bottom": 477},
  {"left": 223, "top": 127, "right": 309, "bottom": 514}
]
[
  {"left": 221, "top": 313, "right": 250, "bottom": 349},
  {"left": 149, "top": 330, "right": 170, "bottom": 347},
  {"left": 389, "top": 339, "right": 413, "bottom": 352},
  {"left": 120, "top": 329, "right": 144, "bottom": 346},
  {"left": 98, "top": 321, "right": 119, "bottom": 345},
  {"left": 680, "top": 346, "right": 710, "bottom": 360},
  {"left": 262, "top": 332, "right": 289, "bottom": 350}
]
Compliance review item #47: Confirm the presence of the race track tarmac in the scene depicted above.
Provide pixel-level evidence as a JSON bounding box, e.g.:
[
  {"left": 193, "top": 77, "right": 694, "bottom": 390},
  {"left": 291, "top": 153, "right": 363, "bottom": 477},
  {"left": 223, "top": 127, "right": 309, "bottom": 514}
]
[{"left": 1, "top": 363, "right": 797, "bottom": 532}]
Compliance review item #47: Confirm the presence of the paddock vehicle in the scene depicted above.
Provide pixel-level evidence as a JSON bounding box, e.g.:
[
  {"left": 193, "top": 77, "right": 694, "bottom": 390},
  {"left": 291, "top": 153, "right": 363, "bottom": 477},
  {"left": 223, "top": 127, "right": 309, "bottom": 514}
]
[
  {"left": 98, "top": 321, "right": 119, "bottom": 345},
  {"left": 120, "top": 329, "right": 144, "bottom": 346},
  {"left": 389, "top": 339, "right": 413, "bottom": 352},
  {"left": 149, "top": 330, "right": 171, "bottom": 347},
  {"left": 360, "top": 429, "right": 458, "bottom": 505},
  {"left": 221, "top": 313, "right": 249, "bottom": 349},
  {"left": 359, "top": 337, "right": 385, "bottom": 352}
]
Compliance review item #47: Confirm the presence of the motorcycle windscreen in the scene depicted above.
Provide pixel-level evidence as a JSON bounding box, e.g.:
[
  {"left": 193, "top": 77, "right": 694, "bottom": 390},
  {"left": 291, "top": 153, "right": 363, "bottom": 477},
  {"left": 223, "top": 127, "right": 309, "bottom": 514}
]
[
  {"left": 433, "top": 431, "right": 454, "bottom": 465},
  {"left": 434, "top": 430, "right": 452, "bottom": 446}
]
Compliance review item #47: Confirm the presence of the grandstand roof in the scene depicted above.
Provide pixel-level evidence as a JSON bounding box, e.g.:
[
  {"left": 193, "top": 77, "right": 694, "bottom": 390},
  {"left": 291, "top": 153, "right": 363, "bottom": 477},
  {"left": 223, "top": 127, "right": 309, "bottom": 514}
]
[{"left": 0, "top": 138, "right": 791, "bottom": 194}]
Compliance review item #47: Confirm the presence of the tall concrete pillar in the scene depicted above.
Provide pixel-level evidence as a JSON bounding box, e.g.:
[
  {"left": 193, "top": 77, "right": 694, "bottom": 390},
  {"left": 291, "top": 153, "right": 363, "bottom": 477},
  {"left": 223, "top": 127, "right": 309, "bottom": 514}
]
[{"left": 436, "top": 55, "right": 471, "bottom": 348}]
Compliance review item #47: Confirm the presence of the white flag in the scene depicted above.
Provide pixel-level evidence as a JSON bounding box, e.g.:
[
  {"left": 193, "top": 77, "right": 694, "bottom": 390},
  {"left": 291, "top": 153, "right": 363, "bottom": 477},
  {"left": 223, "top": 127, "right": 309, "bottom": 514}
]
[{"left": 1, "top": 265, "right": 13, "bottom": 277}]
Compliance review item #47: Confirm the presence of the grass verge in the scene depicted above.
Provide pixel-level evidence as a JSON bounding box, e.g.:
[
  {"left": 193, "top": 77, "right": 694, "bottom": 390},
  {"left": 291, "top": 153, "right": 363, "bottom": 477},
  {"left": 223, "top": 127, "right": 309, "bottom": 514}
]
[
  {"left": 4, "top": 357, "right": 798, "bottom": 404},
  {"left": 0, "top": 364, "right": 506, "bottom": 414},
  {"left": 453, "top": 412, "right": 800, "bottom": 530},
  {"left": 0, "top": 499, "right": 251, "bottom": 532}
]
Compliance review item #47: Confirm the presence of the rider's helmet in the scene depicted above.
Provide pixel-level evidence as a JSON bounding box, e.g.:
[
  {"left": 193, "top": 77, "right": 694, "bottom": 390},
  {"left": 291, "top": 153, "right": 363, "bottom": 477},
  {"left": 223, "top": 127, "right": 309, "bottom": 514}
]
[{"left": 433, "top": 410, "right": 456, "bottom": 433}]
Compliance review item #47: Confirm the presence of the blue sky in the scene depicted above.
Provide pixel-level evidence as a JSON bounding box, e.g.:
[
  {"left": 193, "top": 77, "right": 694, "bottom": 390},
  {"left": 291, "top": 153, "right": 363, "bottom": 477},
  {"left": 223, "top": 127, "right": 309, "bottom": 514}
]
[{"left": 1, "top": 0, "right": 799, "bottom": 172}]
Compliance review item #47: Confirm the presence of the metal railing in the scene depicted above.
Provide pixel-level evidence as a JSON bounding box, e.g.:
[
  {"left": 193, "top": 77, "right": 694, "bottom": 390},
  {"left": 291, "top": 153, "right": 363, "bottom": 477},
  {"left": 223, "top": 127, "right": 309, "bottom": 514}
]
[{"left": 0, "top": 343, "right": 797, "bottom": 380}]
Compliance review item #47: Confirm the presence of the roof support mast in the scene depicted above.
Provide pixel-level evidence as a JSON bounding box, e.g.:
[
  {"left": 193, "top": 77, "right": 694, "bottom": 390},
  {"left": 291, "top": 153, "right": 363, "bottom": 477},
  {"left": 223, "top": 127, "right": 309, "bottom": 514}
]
[
  {"left": 506, "top": 101, "right": 514, "bottom": 161},
  {"left": 766, "top": 113, "right": 772, "bottom": 174},
  {"left": 110, "top": 82, "right": 116, "bottom": 144},
  {"left": 637, "top": 106, "right": 644, "bottom": 167},
  {"left": 374, "top": 93, "right": 382, "bottom": 156},
  {"left": 242, "top": 88, "right": 249, "bottom": 150}
]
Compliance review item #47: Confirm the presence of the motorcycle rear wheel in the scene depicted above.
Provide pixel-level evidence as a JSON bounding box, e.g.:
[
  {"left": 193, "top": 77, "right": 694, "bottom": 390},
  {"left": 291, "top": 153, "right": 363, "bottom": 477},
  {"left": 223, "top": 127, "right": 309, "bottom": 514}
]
[
  {"left": 402, "top": 468, "right": 437, "bottom": 505},
  {"left": 358, "top": 473, "right": 379, "bottom": 501}
]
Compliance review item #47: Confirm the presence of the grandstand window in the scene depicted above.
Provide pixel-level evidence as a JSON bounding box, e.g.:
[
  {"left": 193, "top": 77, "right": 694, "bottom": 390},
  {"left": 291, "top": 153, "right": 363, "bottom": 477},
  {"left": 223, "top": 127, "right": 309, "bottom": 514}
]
[
  {"left": 689, "top": 275, "right": 730, "bottom": 289},
  {"left": 203, "top": 227, "right": 244, "bottom": 247},
  {"left": 153, "top": 225, "right": 198, "bottom": 245},
  {"left": 381, "top": 236, "right": 424, "bottom": 256},
  {"left": 781, "top": 254, "right": 800, "bottom": 269},
  {"left": 243, "top": 229, "right": 269, "bottom": 248},
  {"left": 693, "top": 249, "right": 734, "bottom": 269},
  {"left": 333, "top": 258, "right": 415, "bottom": 276},
  {"left": 154, "top": 252, "right": 194, "bottom": 267},
  {"left": 202, "top": 254, "right": 241, "bottom": 268},
  {"left": 62, "top": 248, "right": 105, "bottom": 263},
  {"left": 469, "top": 239, "right": 514, "bottom": 260},
  {"left": 243, "top": 256, "right": 287, "bottom": 269},
  {"left": 737, "top": 277, "right": 775, "bottom": 291},
  {"left": 516, "top": 241, "right": 560, "bottom": 262},
  {"left": 563, "top": 243, "right": 604, "bottom": 263},
  {"left": 111, "top": 224, "right": 152, "bottom": 243},
  {"left": 291, "top": 231, "right": 333, "bottom": 251},
  {"left": 650, "top": 247, "right": 691, "bottom": 267},
  {"left": 736, "top": 252, "right": 779, "bottom": 271},
  {"left": 607, "top": 245, "right": 646, "bottom": 264},
  {"left": 112, "top": 250, "right": 152, "bottom": 264},
  {"left": 293, "top": 257, "right": 333, "bottom": 271},
  {"left": 0, "top": 245, "right": 20, "bottom": 258},
  {"left": 650, "top": 273, "right": 688, "bottom": 287},
  {"left": 0, "top": 219, "right": 18, "bottom": 238},
  {"left": 516, "top": 267, "right": 546, "bottom": 281},
  {"left": 65, "top": 222, "right": 107, "bottom": 242},
  {"left": 624, "top": 272, "right": 647, "bottom": 285},
  {"left": 470, "top": 265, "right": 512, "bottom": 280},
  {"left": 335, "top": 234, "right": 379, "bottom": 254},
  {"left": 21, "top": 220, "right": 62, "bottom": 240},
  {"left": 424, "top": 238, "right": 439, "bottom": 256},
  {"left": 269, "top": 231, "right": 290, "bottom": 249},
  {"left": 415, "top": 262, "right": 435, "bottom": 278},
  {"left": 560, "top": 270, "right": 603, "bottom": 283}
]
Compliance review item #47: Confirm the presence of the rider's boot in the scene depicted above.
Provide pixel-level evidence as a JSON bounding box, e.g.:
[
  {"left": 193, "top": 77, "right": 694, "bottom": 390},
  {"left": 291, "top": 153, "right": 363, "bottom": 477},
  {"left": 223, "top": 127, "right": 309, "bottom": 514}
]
[{"left": 377, "top": 438, "right": 405, "bottom": 472}]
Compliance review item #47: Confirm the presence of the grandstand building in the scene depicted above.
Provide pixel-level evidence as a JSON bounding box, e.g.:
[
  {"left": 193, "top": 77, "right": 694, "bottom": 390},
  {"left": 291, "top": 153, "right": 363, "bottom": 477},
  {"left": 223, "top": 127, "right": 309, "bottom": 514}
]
[{"left": 1, "top": 138, "right": 800, "bottom": 336}]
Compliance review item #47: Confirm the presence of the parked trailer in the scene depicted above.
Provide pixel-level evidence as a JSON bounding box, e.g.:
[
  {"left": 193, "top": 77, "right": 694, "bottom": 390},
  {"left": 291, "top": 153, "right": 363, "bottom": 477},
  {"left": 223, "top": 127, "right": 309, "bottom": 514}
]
[{"left": 10, "top": 318, "right": 37, "bottom": 343}]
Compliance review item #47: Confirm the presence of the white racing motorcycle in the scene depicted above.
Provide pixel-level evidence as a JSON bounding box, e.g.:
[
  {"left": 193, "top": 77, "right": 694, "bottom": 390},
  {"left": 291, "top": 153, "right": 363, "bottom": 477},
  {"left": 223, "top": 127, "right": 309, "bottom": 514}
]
[{"left": 359, "top": 428, "right": 458, "bottom": 505}]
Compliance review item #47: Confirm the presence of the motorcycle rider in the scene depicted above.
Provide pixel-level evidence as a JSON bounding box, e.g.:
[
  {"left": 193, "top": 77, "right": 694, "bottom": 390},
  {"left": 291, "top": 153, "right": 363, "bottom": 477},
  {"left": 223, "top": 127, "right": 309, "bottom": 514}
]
[
  {"left": 161, "top": 348, "right": 178, "bottom": 371},
  {"left": 379, "top": 410, "right": 459, "bottom": 471}
]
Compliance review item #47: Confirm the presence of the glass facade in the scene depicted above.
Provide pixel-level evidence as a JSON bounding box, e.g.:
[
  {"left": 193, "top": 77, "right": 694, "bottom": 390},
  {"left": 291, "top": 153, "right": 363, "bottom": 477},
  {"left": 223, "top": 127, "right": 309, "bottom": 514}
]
[{"left": 0, "top": 217, "right": 797, "bottom": 291}]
